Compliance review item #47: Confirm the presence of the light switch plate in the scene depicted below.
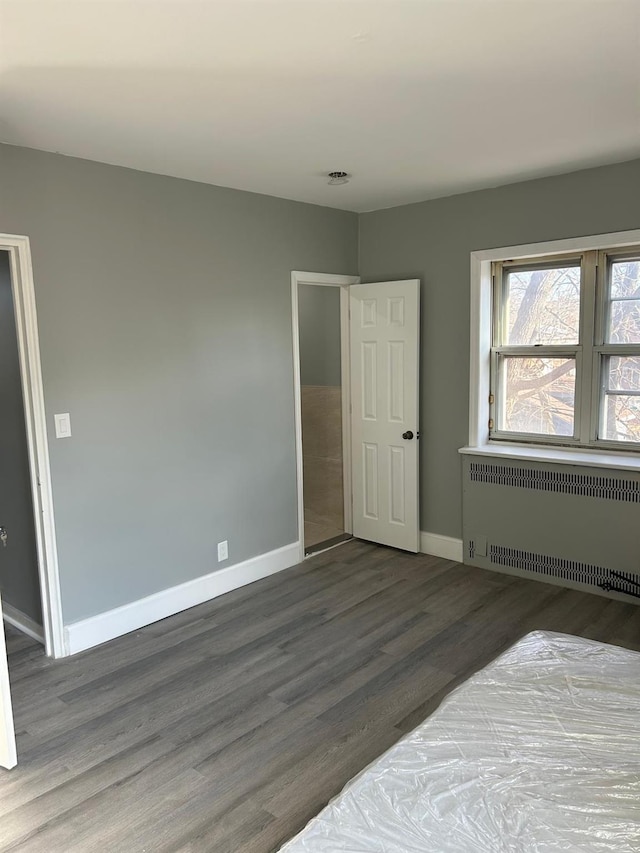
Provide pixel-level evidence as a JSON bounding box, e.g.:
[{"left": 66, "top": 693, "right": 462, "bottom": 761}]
[{"left": 54, "top": 413, "right": 72, "bottom": 438}]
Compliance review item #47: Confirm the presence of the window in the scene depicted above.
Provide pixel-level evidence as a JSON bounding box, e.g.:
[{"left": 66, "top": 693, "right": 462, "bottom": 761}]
[{"left": 490, "top": 246, "right": 640, "bottom": 450}]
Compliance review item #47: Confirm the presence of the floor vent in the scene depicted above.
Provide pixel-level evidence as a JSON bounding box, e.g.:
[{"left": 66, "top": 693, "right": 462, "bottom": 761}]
[
  {"left": 470, "top": 462, "right": 640, "bottom": 503},
  {"left": 468, "top": 539, "right": 475, "bottom": 559},
  {"left": 490, "top": 544, "right": 640, "bottom": 596}
]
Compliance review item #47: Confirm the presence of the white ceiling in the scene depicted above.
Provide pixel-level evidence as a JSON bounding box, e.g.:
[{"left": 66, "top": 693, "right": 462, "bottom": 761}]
[{"left": 1, "top": 0, "right": 639, "bottom": 212}]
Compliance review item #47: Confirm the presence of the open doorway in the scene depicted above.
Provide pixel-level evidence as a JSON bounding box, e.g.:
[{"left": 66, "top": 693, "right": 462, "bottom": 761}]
[
  {"left": 0, "top": 235, "right": 64, "bottom": 659},
  {"left": 292, "top": 272, "right": 359, "bottom": 557},
  {"left": 0, "top": 251, "right": 43, "bottom": 640},
  {"left": 293, "top": 273, "right": 421, "bottom": 559},
  {"left": 299, "top": 283, "right": 347, "bottom": 553}
]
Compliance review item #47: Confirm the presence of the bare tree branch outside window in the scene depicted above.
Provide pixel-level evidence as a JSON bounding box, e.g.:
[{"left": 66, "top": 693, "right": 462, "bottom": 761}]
[{"left": 503, "top": 266, "right": 579, "bottom": 436}]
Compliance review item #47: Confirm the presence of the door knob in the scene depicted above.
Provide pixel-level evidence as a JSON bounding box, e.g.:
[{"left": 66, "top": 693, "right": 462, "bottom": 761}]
[{"left": 402, "top": 430, "right": 414, "bottom": 440}]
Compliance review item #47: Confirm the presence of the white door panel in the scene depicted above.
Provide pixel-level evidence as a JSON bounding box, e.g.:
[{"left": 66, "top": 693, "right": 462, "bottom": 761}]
[
  {"left": 0, "top": 597, "right": 17, "bottom": 769},
  {"left": 350, "top": 280, "right": 420, "bottom": 552}
]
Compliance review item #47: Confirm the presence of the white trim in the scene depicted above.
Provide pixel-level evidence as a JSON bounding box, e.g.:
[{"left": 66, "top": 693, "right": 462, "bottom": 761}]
[
  {"left": 471, "top": 230, "right": 640, "bottom": 265},
  {"left": 0, "top": 235, "right": 65, "bottom": 658},
  {"left": 469, "top": 253, "right": 492, "bottom": 447},
  {"left": 420, "top": 531, "right": 463, "bottom": 563},
  {"left": 292, "top": 272, "right": 360, "bottom": 287},
  {"left": 339, "top": 285, "right": 353, "bottom": 534},
  {"left": 459, "top": 442, "right": 640, "bottom": 473},
  {"left": 291, "top": 277, "right": 304, "bottom": 563},
  {"left": 2, "top": 603, "right": 44, "bottom": 644},
  {"left": 468, "top": 229, "right": 640, "bottom": 456},
  {"left": 291, "top": 271, "right": 360, "bottom": 562},
  {"left": 65, "top": 541, "right": 301, "bottom": 656},
  {"left": 0, "top": 596, "right": 16, "bottom": 769}
]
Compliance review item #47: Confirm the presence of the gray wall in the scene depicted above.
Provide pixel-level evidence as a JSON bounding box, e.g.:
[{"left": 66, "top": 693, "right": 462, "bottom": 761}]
[
  {"left": 0, "top": 252, "right": 42, "bottom": 623},
  {"left": 298, "top": 284, "right": 342, "bottom": 386},
  {"left": 2, "top": 139, "right": 638, "bottom": 624},
  {"left": 359, "top": 158, "right": 640, "bottom": 540},
  {"left": 0, "top": 143, "right": 357, "bottom": 623}
]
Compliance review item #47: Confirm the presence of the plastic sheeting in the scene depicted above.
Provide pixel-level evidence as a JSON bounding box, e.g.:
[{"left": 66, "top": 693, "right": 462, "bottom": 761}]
[{"left": 280, "top": 631, "right": 640, "bottom": 852}]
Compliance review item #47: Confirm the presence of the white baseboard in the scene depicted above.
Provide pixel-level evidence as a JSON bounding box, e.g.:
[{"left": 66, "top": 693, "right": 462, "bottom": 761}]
[
  {"left": 2, "top": 602, "right": 45, "bottom": 644},
  {"left": 64, "top": 541, "right": 301, "bottom": 656},
  {"left": 420, "top": 531, "right": 463, "bottom": 563}
]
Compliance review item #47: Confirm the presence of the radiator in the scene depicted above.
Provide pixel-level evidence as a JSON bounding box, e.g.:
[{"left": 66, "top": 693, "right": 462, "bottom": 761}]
[{"left": 462, "top": 455, "right": 640, "bottom": 602}]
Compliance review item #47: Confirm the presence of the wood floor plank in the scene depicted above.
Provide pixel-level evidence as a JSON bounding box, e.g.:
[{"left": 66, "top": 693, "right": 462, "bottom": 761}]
[
  {"left": 79, "top": 768, "right": 212, "bottom": 853},
  {"left": 1, "top": 539, "right": 639, "bottom": 852},
  {"left": 1, "top": 736, "right": 176, "bottom": 850}
]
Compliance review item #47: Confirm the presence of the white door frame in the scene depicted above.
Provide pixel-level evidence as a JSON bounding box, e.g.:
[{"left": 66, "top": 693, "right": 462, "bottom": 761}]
[
  {"left": 0, "top": 594, "right": 17, "bottom": 768},
  {"left": 291, "top": 271, "right": 360, "bottom": 562},
  {"left": 1, "top": 234, "right": 65, "bottom": 658}
]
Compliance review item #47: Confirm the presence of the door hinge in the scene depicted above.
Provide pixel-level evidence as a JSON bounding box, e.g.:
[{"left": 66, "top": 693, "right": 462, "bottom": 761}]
[
  {"left": 488, "top": 418, "right": 494, "bottom": 430},
  {"left": 488, "top": 393, "right": 494, "bottom": 405}
]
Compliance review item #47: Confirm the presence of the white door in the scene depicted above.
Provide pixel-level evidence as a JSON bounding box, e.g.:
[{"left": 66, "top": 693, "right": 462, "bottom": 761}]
[
  {"left": 350, "top": 280, "right": 420, "bottom": 552},
  {"left": 0, "top": 596, "right": 17, "bottom": 769}
]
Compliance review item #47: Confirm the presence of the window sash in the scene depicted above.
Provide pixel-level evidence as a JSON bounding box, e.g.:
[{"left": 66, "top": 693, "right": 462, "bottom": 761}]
[
  {"left": 596, "top": 249, "right": 640, "bottom": 342},
  {"left": 491, "top": 253, "right": 590, "bottom": 446},
  {"left": 594, "top": 349, "right": 640, "bottom": 448},
  {"left": 492, "top": 254, "right": 584, "bottom": 350},
  {"left": 593, "top": 249, "right": 640, "bottom": 448},
  {"left": 490, "top": 349, "right": 582, "bottom": 445}
]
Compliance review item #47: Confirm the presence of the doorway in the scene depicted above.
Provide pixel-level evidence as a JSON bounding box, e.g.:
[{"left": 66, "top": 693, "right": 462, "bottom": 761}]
[
  {"left": 0, "top": 235, "right": 64, "bottom": 658},
  {"left": 292, "top": 272, "right": 358, "bottom": 557},
  {"left": 0, "top": 251, "right": 43, "bottom": 639},
  {"left": 293, "top": 272, "right": 422, "bottom": 559}
]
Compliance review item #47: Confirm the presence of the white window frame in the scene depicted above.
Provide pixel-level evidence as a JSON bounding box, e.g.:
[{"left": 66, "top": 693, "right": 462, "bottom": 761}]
[
  {"left": 595, "top": 246, "right": 640, "bottom": 448},
  {"left": 464, "top": 229, "right": 640, "bottom": 471},
  {"left": 491, "top": 252, "right": 587, "bottom": 447}
]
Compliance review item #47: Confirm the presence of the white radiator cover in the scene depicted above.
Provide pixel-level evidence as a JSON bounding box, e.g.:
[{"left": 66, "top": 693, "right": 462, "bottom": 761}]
[{"left": 462, "top": 456, "right": 640, "bottom": 603}]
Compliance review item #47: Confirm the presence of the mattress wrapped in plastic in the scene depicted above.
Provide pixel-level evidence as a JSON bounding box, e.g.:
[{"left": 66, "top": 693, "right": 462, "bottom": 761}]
[{"left": 280, "top": 630, "right": 640, "bottom": 852}]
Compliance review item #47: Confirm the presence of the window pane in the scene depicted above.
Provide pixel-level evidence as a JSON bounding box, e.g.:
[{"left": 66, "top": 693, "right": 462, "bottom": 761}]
[
  {"left": 499, "top": 357, "right": 575, "bottom": 436},
  {"left": 602, "top": 357, "right": 640, "bottom": 443},
  {"left": 610, "top": 260, "right": 640, "bottom": 299},
  {"left": 608, "top": 300, "right": 640, "bottom": 344},
  {"left": 504, "top": 266, "right": 580, "bottom": 345},
  {"left": 606, "top": 356, "right": 640, "bottom": 392},
  {"left": 602, "top": 396, "right": 640, "bottom": 442},
  {"left": 607, "top": 261, "right": 640, "bottom": 344}
]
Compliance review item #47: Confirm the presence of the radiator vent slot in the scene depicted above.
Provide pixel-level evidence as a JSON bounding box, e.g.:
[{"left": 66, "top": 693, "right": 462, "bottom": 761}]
[
  {"left": 468, "top": 539, "right": 475, "bottom": 560},
  {"left": 490, "top": 544, "right": 640, "bottom": 596},
  {"left": 470, "top": 462, "right": 640, "bottom": 502}
]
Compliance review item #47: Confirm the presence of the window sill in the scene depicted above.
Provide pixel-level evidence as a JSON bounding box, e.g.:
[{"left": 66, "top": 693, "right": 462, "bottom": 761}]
[{"left": 458, "top": 442, "right": 640, "bottom": 473}]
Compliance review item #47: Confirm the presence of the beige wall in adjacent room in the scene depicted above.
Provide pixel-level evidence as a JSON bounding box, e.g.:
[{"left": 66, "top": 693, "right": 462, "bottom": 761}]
[
  {"left": 298, "top": 283, "right": 345, "bottom": 543},
  {"left": 301, "top": 385, "right": 344, "bottom": 538}
]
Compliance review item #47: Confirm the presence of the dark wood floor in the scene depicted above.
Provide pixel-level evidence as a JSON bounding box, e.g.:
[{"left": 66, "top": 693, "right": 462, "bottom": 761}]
[{"left": 2, "top": 540, "right": 640, "bottom": 852}]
